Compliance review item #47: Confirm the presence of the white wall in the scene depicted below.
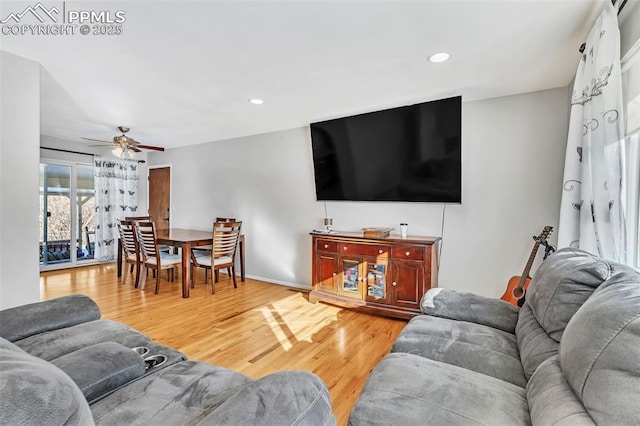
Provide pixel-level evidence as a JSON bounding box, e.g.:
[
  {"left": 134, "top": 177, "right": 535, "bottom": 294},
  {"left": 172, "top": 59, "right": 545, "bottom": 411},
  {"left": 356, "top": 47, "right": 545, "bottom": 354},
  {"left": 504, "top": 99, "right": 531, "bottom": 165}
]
[
  {"left": 149, "top": 128, "right": 320, "bottom": 288},
  {"left": 0, "top": 51, "right": 41, "bottom": 309},
  {"left": 441, "top": 88, "right": 569, "bottom": 296},
  {"left": 620, "top": 0, "right": 640, "bottom": 59},
  {"left": 149, "top": 87, "right": 569, "bottom": 297}
]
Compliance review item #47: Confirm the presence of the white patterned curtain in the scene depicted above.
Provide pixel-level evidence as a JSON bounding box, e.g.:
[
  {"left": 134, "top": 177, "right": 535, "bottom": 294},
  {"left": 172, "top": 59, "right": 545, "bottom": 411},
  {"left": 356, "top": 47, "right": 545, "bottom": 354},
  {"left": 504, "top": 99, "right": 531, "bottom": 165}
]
[
  {"left": 94, "top": 156, "right": 140, "bottom": 261},
  {"left": 558, "top": 1, "right": 628, "bottom": 264}
]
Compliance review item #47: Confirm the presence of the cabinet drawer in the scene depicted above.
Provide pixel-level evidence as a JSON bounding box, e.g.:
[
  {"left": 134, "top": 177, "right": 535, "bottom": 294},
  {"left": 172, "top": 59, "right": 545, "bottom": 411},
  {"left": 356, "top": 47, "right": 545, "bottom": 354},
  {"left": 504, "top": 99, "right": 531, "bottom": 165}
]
[
  {"left": 317, "top": 240, "right": 337, "bottom": 252},
  {"left": 340, "top": 243, "right": 390, "bottom": 257},
  {"left": 392, "top": 246, "right": 424, "bottom": 261}
]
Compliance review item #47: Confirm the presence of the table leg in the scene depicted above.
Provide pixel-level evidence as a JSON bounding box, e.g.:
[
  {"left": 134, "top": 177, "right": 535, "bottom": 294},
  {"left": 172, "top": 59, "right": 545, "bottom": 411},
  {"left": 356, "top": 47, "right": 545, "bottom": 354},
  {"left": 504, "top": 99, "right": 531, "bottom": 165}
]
[
  {"left": 117, "top": 238, "right": 123, "bottom": 277},
  {"left": 240, "top": 236, "right": 245, "bottom": 282},
  {"left": 182, "top": 242, "right": 190, "bottom": 298}
]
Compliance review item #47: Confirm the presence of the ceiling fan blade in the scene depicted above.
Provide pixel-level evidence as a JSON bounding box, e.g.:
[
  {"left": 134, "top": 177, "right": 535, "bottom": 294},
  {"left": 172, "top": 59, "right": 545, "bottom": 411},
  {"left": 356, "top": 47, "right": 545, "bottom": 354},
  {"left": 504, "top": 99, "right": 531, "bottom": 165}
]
[
  {"left": 81, "top": 137, "right": 111, "bottom": 144},
  {"left": 130, "top": 146, "right": 142, "bottom": 153},
  {"left": 137, "top": 144, "right": 165, "bottom": 152}
]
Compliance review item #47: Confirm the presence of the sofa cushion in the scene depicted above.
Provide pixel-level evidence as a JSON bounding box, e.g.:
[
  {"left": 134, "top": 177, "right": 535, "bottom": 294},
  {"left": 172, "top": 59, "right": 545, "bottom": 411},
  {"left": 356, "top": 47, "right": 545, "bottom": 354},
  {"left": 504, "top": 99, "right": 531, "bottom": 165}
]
[
  {"left": 90, "top": 360, "right": 252, "bottom": 424},
  {"left": 0, "top": 294, "right": 100, "bottom": 342},
  {"left": 51, "top": 342, "right": 147, "bottom": 403},
  {"left": 526, "top": 355, "right": 594, "bottom": 425},
  {"left": 559, "top": 265, "right": 640, "bottom": 425},
  {"left": 197, "top": 370, "right": 335, "bottom": 425},
  {"left": 421, "top": 288, "right": 520, "bottom": 334},
  {"left": 14, "top": 319, "right": 180, "bottom": 363},
  {"left": 349, "top": 352, "right": 530, "bottom": 425},
  {"left": 0, "top": 337, "right": 95, "bottom": 425},
  {"left": 516, "top": 248, "right": 611, "bottom": 380},
  {"left": 392, "top": 315, "right": 526, "bottom": 387},
  {"left": 92, "top": 361, "right": 335, "bottom": 425}
]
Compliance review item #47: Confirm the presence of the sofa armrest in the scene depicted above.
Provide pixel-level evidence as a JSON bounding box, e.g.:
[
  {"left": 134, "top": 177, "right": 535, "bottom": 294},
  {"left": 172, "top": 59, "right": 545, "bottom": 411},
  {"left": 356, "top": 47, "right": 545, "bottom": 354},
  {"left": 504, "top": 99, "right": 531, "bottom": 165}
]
[
  {"left": 0, "top": 338, "right": 95, "bottom": 425},
  {"left": 421, "top": 288, "right": 519, "bottom": 334},
  {"left": 51, "top": 341, "right": 146, "bottom": 403},
  {"left": 201, "top": 370, "right": 335, "bottom": 425},
  {"left": 0, "top": 295, "right": 100, "bottom": 342}
]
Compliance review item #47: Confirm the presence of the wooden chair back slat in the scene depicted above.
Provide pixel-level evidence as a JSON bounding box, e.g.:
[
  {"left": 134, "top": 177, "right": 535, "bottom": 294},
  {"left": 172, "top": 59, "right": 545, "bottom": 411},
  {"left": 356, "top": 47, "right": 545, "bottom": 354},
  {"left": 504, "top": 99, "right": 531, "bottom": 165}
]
[
  {"left": 134, "top": 221, "right": 159, "bottom": 261},
  {"left": 118, "top": 220, "right": 138, "bottom": 256},
  {"left": 213, "top": 221, "right": 242, "bottom": 259},
  {"left": 215, "top": 217, "right": 236, "bottom": 223},
  {"left": 125, "top": 215, "right": 153, "bottom": 222}
]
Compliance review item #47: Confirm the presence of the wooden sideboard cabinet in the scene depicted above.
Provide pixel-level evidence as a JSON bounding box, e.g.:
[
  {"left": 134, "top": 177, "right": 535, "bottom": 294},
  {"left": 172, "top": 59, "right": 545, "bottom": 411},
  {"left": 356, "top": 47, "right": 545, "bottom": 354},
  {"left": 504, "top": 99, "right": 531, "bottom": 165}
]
[{"left": 310, "top": 232, "right": 440, "bottom": 319}]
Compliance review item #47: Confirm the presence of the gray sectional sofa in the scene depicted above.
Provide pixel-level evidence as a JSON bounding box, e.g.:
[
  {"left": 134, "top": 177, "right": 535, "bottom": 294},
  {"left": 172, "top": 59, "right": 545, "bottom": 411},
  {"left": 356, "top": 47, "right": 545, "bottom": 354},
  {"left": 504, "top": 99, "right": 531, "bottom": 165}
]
[
  {"left": 0, "top": 295, "right": 335, "bottom": 425},
  {"left": 349, "top": 248, "right": 640, "bottom": 425}
]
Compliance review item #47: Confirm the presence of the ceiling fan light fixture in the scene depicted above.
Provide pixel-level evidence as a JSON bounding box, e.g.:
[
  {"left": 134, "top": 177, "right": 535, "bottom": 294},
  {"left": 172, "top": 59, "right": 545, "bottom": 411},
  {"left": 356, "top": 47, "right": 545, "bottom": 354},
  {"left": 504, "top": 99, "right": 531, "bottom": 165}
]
[{"left": 83, "top": 126, "right": 164, "bottom": 154}]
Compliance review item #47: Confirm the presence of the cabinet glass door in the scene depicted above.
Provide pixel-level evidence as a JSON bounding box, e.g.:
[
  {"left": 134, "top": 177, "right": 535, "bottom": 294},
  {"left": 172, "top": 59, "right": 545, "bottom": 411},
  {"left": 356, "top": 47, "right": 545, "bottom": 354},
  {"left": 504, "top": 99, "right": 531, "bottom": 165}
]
[
  {"left": 366, "top": 262, "right": 387, "bottom": 301},
  {"left": 341, "top": 259, "right": 360, "bottom": 296}
]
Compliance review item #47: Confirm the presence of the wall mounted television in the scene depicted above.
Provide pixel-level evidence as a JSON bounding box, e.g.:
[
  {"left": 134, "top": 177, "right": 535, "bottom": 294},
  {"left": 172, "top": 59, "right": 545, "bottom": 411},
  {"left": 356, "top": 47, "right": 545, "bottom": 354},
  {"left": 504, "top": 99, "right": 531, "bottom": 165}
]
[{"left": 310, "top": 96, "right": 462, "bottom": 203}]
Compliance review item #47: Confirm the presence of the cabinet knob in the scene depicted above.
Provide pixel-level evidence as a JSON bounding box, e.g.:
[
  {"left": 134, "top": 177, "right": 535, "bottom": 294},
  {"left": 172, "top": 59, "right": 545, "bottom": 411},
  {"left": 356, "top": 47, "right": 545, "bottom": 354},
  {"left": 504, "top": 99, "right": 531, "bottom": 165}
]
[
  {"left": 324, "top": 244, "right": 329, "bottom": 249},
  {"left": 332, "top": 272, "right": 336, "bottom": 277},
  {"left": 358, "top": 277, "right": 363, "bottom": 282},
  {"left": 343, "top": 246, "right": 348, "bottom": 251},
  {"left": 405, "top": 251, "right": 410, "bottom": 256},
  {"left": 378, "top": 249, "right": 383, "bottom": 254},
  {"left": 392, "top": 281, "right": 397, "bottom": 287}
]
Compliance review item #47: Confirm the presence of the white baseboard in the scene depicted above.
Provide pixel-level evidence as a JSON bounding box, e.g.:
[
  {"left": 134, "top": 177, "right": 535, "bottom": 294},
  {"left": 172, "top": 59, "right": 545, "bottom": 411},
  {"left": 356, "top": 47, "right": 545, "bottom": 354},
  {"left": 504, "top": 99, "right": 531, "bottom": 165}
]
[
  {"left": 219, "top": 271, "right": 310, "bottom": 291},
  {"left": 247, "top": 275, "right": 311, "bottom": 291}
]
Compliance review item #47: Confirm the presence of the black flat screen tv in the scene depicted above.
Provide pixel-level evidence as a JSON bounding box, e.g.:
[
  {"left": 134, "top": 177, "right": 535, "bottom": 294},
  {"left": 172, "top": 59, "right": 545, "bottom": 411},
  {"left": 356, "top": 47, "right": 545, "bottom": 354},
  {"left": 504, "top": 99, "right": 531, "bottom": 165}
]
[{"left": 310, "top": 96, "right": 462, "bottom": 203}]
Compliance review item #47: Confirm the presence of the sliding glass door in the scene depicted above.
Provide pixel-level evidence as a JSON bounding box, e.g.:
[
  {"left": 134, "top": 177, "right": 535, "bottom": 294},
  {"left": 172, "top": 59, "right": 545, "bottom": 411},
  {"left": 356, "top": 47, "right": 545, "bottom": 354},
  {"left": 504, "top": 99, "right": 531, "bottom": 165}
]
[
  {"left": 76, "top": 164, "right": 96, "bottom": 262},
  {"left": 40, "top": 161, "right": 96, "bottom": 270}
]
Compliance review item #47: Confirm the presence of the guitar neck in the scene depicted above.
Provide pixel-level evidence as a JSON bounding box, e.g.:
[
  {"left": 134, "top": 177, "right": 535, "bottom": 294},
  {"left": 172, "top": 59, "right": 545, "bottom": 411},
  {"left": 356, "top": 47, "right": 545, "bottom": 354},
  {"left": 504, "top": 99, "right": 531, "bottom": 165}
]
[{"left": 519, "top": 241, "right": 541, "bottom": 284}]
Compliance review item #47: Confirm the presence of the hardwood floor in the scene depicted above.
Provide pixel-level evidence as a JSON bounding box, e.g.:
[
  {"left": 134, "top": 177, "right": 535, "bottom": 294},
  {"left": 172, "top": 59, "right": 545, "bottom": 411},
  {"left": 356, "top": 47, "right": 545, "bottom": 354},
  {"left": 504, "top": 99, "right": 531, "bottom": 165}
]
[{"left": 40, "top": 264, "right": 408, "bottom": 425}]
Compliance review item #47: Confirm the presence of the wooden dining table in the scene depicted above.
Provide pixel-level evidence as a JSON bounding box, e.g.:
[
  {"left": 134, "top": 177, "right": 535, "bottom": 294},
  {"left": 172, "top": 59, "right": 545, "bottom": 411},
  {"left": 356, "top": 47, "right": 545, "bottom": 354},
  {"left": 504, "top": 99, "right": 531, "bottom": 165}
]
[{"left": 117, "top": 228, "right": 246, "bottom": 298}]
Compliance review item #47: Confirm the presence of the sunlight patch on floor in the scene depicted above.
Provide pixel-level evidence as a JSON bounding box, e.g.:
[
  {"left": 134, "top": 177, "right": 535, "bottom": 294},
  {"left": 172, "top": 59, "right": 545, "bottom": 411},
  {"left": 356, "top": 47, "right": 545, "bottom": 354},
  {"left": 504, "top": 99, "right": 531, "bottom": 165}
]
[{"left": 260, "top": 292, "right": 342, "bottom": 351}]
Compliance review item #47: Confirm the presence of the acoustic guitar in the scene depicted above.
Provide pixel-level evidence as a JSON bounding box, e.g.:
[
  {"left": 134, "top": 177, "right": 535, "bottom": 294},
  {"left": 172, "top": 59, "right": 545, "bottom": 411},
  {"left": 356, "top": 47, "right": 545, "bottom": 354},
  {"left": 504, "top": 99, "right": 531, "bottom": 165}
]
[{"left": 501, "top": 226, "right": 553, "bottom": 308}]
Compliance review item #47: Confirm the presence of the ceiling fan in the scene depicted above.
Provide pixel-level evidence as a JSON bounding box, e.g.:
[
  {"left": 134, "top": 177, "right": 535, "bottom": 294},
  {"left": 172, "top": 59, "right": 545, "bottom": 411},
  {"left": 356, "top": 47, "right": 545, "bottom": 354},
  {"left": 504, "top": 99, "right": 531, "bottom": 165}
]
[{"left": 82, "top": 126, "right": 165, "bottom": 157}]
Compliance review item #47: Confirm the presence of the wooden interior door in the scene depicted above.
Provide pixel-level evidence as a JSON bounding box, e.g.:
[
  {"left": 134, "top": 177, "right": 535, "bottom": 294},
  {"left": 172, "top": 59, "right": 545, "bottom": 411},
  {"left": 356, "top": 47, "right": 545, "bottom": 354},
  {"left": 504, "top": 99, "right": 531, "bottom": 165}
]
[{"left": 148, "top": 167, "right": 170, "bottom": 230}]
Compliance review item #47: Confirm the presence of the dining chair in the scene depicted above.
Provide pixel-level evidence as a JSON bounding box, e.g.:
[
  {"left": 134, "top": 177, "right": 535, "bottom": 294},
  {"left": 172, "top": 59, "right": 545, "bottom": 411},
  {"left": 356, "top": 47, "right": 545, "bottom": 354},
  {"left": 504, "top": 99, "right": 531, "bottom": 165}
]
[
  {"left": 190, "top": 221, "right": 242, "bottom": 294},
  {"left": 124, "top": 215, "right": 170, "bottom": 280},
  {"left": 192, "top": 217, "right": 238, "bottom": 282},
  {"left": 117, "top": 220, "right": 141, "bottom": 288},
  {"left": 134, "top": 221, "right": 182, "bottom": 294}
]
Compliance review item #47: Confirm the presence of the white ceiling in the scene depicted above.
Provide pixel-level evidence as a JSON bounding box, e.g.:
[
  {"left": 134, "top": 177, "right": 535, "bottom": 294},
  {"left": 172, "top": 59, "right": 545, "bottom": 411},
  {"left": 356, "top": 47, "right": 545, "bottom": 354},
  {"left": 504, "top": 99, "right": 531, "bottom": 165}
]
[{"left": 1, "top": 0, "right": 609, "bottom": 149}]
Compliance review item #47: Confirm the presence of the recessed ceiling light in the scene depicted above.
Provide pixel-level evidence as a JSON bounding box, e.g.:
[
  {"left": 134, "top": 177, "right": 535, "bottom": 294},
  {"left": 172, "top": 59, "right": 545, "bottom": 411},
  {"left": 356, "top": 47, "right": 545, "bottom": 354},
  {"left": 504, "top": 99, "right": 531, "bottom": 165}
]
[
  {"left": 428, "top": 52, "right": 450, "bottom": 63},
  {"left": 249, "top": 98, "right": 264, "bottom": 105}
]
